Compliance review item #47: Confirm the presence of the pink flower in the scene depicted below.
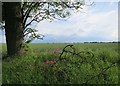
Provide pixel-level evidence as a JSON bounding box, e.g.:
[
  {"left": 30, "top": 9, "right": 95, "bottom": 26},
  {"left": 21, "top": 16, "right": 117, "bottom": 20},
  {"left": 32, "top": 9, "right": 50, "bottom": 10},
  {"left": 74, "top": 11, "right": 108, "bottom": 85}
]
[
  {"left": 44, "top": 60, "right": 56, "bottom": 65},
  {"left": 50, "top": 48, "right": 61, "bottom": 56}
]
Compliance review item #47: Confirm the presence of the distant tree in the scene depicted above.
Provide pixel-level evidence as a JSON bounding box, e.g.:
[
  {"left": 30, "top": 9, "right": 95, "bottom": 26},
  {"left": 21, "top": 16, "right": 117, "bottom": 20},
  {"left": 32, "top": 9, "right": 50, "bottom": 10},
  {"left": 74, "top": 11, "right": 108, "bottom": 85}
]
[
  {"left": 112, "top": 41, "right": 117, "bottom": 43},
  {"left": 1, "top": 1, "right": 92, "bottom": 56},
  {"left": 84, "top": 42, "right": 89, "bottom": 43}
]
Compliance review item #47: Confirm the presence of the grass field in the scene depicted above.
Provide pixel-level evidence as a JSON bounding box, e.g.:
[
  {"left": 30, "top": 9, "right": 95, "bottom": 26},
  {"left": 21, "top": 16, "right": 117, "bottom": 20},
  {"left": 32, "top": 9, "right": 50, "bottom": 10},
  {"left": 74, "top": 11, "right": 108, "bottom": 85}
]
[{"left": 1, "top": 43, "right": 119, "bottom": 84}]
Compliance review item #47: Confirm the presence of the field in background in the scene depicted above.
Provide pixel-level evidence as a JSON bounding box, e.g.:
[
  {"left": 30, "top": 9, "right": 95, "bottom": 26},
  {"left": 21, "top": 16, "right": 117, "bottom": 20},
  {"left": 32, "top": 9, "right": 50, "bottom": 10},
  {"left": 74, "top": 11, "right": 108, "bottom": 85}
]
[{"left": 2, "top": 43, "right": 119, "bottom": 84}]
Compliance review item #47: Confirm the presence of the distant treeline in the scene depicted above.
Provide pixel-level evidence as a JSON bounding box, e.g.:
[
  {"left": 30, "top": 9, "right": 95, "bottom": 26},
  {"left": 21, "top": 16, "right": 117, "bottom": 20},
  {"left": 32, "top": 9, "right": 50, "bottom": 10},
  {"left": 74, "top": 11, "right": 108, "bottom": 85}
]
[{"left": 84, "top": 41, "right": 120, "bottom": 43}]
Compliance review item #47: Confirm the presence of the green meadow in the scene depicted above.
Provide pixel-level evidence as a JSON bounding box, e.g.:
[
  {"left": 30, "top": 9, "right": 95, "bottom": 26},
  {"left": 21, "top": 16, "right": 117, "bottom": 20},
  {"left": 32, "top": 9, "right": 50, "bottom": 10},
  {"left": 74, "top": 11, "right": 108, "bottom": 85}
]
[{"left": 1, "top": 43, "right": 119, "bottom": 84}]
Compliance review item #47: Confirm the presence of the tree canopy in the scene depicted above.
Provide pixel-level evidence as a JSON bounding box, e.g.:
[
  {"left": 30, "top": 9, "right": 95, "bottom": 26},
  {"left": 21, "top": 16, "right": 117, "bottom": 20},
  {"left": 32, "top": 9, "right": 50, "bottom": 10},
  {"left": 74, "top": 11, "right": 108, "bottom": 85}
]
[
  {"left": 22, "top": 1, "right": 87, "bottom": 43},
  {"left": 2, "top": 1, "right": 88, "bottom": 43}
]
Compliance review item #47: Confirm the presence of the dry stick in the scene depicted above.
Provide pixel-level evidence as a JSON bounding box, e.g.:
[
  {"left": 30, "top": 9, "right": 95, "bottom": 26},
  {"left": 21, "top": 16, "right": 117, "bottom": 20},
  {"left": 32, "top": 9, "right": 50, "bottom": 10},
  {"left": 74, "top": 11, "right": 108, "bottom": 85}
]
[
  {"left": 83, "top": 62, "right": 116, "bottom": 84},
  {"left": 59, "top": 45, "right": 94, "bottom": 63},
  {"left": 59, "top": 44, "right": 118, "bottom": 84},
  {"left": 59, "top": 45, "right": 73, "bottom": 59}
]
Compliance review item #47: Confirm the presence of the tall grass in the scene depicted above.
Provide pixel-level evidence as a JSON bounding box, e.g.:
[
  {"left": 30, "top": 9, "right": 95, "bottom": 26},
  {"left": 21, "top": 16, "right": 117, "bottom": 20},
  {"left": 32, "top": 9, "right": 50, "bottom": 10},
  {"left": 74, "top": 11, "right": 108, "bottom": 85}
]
[{"left": 2, "top": 43, "right": 119, "bottom": 84}]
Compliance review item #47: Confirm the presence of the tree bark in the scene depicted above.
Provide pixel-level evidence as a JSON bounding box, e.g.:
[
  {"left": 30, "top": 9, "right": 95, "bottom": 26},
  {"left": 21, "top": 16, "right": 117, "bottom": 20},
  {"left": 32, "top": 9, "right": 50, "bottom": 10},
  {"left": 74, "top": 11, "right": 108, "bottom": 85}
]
[{"left": 4, "top": 2, "right": 24, "bottom": 56}]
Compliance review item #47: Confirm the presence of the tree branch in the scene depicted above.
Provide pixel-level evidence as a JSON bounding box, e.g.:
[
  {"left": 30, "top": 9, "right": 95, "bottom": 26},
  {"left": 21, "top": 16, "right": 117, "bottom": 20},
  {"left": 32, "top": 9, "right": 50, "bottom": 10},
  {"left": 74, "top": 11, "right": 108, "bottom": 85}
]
[
  {"left": 24, "top": 12, "right": 43, "bottom": 28},
  {"left": 23, "top": 2, "right": 39, "bottom": 27}
]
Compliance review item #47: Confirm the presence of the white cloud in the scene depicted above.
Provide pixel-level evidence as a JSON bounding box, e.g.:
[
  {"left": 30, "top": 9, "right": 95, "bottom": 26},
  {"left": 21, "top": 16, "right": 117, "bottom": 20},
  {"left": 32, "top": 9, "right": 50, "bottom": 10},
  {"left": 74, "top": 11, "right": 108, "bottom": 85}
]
[
  {"left": 92, "top": 0, "right": 119, "bottom": 2},
  {"left": 36, "top": 5, "right": 118, "bottom": 41}
]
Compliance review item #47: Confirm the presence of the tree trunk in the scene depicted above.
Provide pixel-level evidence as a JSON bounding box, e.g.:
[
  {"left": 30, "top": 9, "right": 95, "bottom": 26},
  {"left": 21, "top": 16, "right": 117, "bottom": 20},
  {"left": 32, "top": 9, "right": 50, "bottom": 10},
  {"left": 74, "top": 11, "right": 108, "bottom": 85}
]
[{"left": 4, "top": 2, "right": 24, "bottom": 56}]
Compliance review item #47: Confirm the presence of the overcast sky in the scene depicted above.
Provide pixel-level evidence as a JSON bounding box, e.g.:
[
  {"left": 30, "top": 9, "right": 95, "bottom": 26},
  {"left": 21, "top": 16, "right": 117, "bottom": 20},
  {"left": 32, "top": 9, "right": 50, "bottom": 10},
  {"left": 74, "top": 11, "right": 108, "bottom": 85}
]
[
  {"left": 34, "top": 1, "right": 118, "bottom": 43},
  {"left": 0, "top": 1, "right": 119, "bottom": 43}
]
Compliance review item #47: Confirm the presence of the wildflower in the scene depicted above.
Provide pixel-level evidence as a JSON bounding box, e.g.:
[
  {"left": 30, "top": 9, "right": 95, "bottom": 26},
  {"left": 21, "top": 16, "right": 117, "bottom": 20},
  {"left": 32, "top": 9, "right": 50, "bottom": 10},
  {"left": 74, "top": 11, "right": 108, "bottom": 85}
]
[
  {"left": 50, "top": 48, "right": 61, "bottom": 55},
  {"left": 44, "top": 60, "right": 56, "bottom": 65}
]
